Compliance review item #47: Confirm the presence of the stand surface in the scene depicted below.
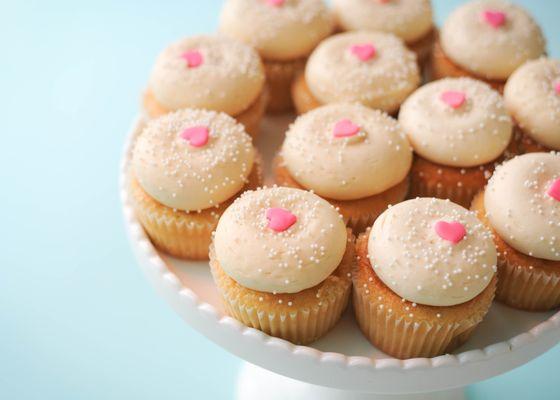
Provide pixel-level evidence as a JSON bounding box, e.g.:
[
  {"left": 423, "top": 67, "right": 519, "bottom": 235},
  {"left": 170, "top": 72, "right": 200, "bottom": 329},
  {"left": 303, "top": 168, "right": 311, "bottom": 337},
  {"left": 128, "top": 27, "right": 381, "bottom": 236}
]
[{"left": 121, "top": 115, "right": 560, "bottom": 395}]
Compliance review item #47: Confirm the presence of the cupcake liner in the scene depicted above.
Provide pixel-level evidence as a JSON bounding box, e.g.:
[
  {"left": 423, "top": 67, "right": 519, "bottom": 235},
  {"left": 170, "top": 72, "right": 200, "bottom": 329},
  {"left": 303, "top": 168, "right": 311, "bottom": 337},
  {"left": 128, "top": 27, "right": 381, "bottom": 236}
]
[
  {"left": 264, "top": 58, "right": 305, "bottom": 113},
  {"left": 495, "top": 255, "right": 560, "bottom": 311},
  {"left": 273, "top": 156, "right": 409, "bottom": 233},
  {"left": 130, "top": 158, "right": 263, "bottom": 260},
  {"left": 408, "top": 174, "right": 481, "bottom": 209},
  {"left": 291, "top": 73, "right": 323, "bottom": 115},
  {"left": 471, "top": 192, "right": 560, "bottom": 311},
  {"left": 209, "top": 232, "right": 355, "bottom": 345},
  {"left": 353, "top": 232, "right": 496, "bottom": 359}
]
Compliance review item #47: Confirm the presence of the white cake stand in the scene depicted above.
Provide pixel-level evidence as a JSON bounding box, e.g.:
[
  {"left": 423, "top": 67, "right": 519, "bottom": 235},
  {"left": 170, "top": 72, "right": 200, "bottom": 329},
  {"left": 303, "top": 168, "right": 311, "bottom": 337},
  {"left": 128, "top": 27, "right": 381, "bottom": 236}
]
[{"left": 121, "top": 115, "right": 560, "bottom": 399}]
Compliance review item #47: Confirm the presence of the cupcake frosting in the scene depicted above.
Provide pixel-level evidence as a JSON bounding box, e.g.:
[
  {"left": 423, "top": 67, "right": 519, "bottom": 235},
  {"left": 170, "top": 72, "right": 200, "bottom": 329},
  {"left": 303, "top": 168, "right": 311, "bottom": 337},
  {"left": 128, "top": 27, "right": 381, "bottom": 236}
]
[
  {"left": 214, "top": 187, "right": 347, "bottom": 293},
  {"left": 440, "top": 0, "right": 545, "bottom": 80},
  {"left": 399, "top": 78, "right": 512, "bottom": 167},
  {"left": 133, "top": 109, "right": 255, "bottom": 212},
  {"left": 219, "top": 0, "right": 333, "bottom": 61},
  {"left": 305, "top": 31, "right": 420, "bottom": 113},
  {"left": 368, "top": 198, "right": 497, "bottom": 306},
  {"left": 333, "top": 0, "right": 433, "bottom": 44},
  {"left": 148, "top": 35, "right": 265, "bottom": 115},
  {"left": 281, "top": 103, "right": 412, "bottom": 200},
  {"left": 485, "top": 152, "right": 560, "bottom": 261},
  {"left": 504, "top": 58, "right": 560, "bottom": 150}
]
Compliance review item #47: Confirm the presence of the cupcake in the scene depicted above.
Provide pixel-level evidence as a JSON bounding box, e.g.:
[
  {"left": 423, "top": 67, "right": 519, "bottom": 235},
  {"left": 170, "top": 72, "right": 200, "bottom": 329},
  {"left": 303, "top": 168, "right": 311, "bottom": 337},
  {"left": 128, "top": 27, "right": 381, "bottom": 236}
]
[
  {"left": 219, "top": 0, "right": 333, "bottom": 113},
  {"left": 130, "top": 109, "right": 262, "bottom": 260},
  {"left": 472, "top": 152, "right": 560, "bottom": 311},
  {"left": 504, "top": 58, "right": 560, "bottom": 153},
  {"left": 210, "top": 186, "right": 353, "bottom": 344},
  {"left": 431, "top": 0, "right": 546, "bottom": 92},
  {"left": 354, "top": 198, "right": 497, "bottom": 359},
  {"left": 332, "top": 0, "right": 434, "bottom": 64},
  {"left": 143, "top": 35, "right": 267, "bottom": 138},
  {"left": 399, "top": 77, "right": 514, "bottom": 208},
  {"left": 274, "top": 103, "right": 412, "bottom": 233},
  {"left": 292, "top": 31, "right": 420, "bottom": 115}
]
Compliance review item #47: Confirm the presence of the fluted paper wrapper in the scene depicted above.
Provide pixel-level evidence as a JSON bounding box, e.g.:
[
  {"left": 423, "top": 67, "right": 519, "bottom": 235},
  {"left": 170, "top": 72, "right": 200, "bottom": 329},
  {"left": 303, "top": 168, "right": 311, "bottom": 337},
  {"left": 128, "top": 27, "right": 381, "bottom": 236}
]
[
  {"left": 209, "top": 232, "right": 354, "bottom": 345},
  {"left": 408, "top": 175, "right": 481, "bottom": 209},
  {"left": 264, "top": 58, "right": 305, "bottom": 113},
  {"left": 129, "top": 160, "right": 262, "bottom": 260},
  {"left": 274, "top": 156, "right": 409, "bottom": 233},
  {"left": 353, "top": 233, "right": 496, "bottom": 359}
]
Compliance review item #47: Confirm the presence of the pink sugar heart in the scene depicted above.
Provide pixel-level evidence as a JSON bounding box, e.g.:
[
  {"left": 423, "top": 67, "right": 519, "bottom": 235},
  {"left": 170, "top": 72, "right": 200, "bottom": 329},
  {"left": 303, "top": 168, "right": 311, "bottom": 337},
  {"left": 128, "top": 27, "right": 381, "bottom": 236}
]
[
  {"left": 181, "top": 50, "right": 203, "bottom": 68},
  {"left": 266, "top": 207, "right": 297, "bottom": 232},
  {"left": 555, "top": 82, "right": 560, "bottom": 95},
  {"left": 266, "top": 0, "right": 285, "bottom": 7},
  {"left": 180, "top": 125, "right": 209, "bottom": 147},
  {"left": 333, "top": 119, "right": 360, "bottom": 138},
  {"left": 482, "top": 10, "right": 506, "bottom": 28},
  {"left": 440, "top": 91, "right": 466, "bottom": 109},
  {"left": 434, "top": 221, "right": 466, "bottom": 244},
  {"left": 350, "top": 43, "right": 376, "bottom": 62},
  {"left": 547, "top": 178, "right": 560, "bottom": 201}
]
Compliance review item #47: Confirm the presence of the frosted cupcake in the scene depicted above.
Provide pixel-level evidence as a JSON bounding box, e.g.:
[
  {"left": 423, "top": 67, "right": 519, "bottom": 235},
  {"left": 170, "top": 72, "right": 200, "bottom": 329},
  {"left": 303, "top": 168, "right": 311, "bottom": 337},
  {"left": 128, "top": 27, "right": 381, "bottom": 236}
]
[
  {"left": 220, "top": 0, "right": 333, "bottom": 113},
  {"left": 275, "top": 103, "right": 412, "bottom": 232},
  {"left": 354, "top": 198, "right": 497, "bottom": 359},
  {"left": 143, "top": 35, "right": 267, "bottom": 138},
  {"left": 472, "top": 153, "right": 560, "bottom": 311},
  {"left": 432, "top": 0, "right": 546, "bottom": 92},
  {"left": 292, "top": 31, "right": 420, "bottom": 115},
  {"left": 130, "top": 109, "right": 262, "bottom": 260},
  {"left": 332, "top": 0, "right": 434, "bottom": 64},
  {"left": 504, "top": 58, "right": 560, "bottom": 153},
  {"left": 210, "top": 187, "right": 353, "bottom": 344},
  {"left": 399, "top": 77, "right": 514, "bottom": 208}
]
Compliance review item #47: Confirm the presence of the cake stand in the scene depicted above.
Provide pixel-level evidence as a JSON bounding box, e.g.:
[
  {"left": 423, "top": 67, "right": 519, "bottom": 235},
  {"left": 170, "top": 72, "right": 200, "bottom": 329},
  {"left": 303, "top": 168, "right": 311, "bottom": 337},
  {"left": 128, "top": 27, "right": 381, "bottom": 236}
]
[{"left": 121, "top": 115, "right": 560, "bottom": 399}]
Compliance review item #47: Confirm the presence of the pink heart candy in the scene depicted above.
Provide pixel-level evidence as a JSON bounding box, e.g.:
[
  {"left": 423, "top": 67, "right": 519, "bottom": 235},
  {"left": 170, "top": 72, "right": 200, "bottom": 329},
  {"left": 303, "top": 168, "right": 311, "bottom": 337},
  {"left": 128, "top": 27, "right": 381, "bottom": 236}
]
[
  {"left": 266, "top": 0, "right": 285, "bottom": 7},
  {"left": 333, "top": 119, "right": 360, "bottom": 138},
  {"left": 547, "top": 178, "right": 560, "bottom": 201},
  {"left": 555, "top": 82, "right": 560, "bottom": 95},
  {"left": 440, "top": 91, "right": 466, "bottom": 109},
  {"left": 350, "top": 43, "right": 376, "bottom": 62},
  {"left": 434, "top": 221, "right": 466, "bottom": 244},
  {"left": 482, "top": 10, "right": 506, "bottom": 28},
  {"left": 181, "top": 50, "right": 203, "bottom": 68},
  {"left": 180, "top": 126, "right": 209, "bottom": 147},
  {"left": 266, "top": 207, "right": 297, "bottom": 232}
]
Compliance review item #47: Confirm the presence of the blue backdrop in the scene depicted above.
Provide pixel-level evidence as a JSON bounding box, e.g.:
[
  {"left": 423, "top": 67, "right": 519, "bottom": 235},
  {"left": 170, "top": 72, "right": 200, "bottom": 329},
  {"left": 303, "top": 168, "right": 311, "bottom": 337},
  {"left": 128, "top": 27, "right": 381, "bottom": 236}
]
[{"left": 1, "top": 1, "right": 559, "bottom": 399}]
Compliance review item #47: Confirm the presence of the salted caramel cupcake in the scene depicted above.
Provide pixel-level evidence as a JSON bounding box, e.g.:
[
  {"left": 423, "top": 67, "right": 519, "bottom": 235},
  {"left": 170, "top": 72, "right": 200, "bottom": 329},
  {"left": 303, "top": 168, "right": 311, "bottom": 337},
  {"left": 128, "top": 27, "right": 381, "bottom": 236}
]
[
  {"left": 220, "top": 0, "right": 333, "bottom": 113},
  {"left": 354, "top": 198, "right": 497, "bottom": 359},
  {"left": 292, "top": 31, "right": 420, "bottom": 115},
  {"left": 472, "top": 153, "right": 560, "bottom": 311},
  {"left": 210, "top": 187, "right": 353, "bottom": 344},
  {"left": 332, "top": 0, "right": 434, "bottom": 64},
  {"left": 504, "top": 58, "right": 560, "bottom": 153},
  {"left": 143, "top": 35, "right": 267, "bottom": 138},
  {"left": 130, "top": 109, "right": 262, "bottom": 260},
  {"left": 275, "top": 103, "right": 412, "bottom": 232},
  {"left": 432, "top": 0, "right": 546, "bottom": 92},
  {"left": 399, "top": 78, "right": 514, "bottom": 208}
]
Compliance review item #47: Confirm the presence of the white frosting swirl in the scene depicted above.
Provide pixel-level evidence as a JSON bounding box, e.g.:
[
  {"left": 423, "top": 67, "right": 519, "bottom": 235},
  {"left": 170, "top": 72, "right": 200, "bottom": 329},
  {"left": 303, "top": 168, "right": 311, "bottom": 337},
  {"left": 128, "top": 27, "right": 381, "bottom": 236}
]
[
  {"left": 133, "top": 109, "right": 255, "bottom": 212},
  {"left": 214, "top": 187, "right": 348, "bottom": 293},
  {"left": 504, "top": 58, "right": 560, "bottom": 150},
  {"left": 305, "top": 31, "right": 420, "bottom": 113},
  {"left": 333, "top": 0, "right": 433, "bottom": 44},
  {"left": 399, "top": 78, "right": 512, "bottom": 167},
  {"left": 219, "top": 0, "right": 333, "bottom": 61},
  {"left": 485, "top": 152, "right": 560, "bottom": 261},
  {"left": 148, "top": 35, "right": 265, "bottom": 115},
  {"left": 368, "top": 198, "right": 497, "bottom": 306},
  {"left": 281, "top": 103, "right": 412, "bottom": 200},
  {"left": 440, "top": 0, "right": 545, "bottom": 80}
]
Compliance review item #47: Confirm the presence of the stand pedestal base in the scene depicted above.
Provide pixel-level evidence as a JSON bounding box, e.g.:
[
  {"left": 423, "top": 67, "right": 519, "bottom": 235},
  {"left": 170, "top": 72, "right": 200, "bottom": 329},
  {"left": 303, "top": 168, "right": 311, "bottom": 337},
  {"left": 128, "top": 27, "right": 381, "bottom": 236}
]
[{"left": 236, "top": 362, "right": 466, "bottom": 400}]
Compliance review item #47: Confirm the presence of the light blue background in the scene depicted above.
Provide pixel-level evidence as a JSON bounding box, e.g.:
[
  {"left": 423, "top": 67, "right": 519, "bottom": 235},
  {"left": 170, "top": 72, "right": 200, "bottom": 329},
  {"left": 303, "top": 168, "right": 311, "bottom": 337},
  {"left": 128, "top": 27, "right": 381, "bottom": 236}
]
[{"left": 1, "top": 1, "right": 559, "bottom": 399}]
